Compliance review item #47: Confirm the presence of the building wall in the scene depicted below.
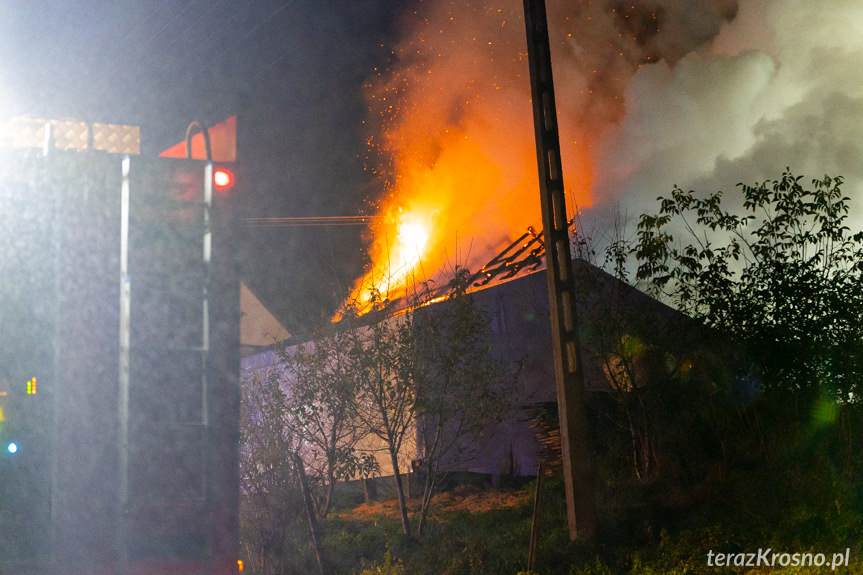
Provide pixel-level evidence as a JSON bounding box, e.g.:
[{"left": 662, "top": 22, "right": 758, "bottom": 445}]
[{"left": 240, "top": 262, "right": 691, "bottom": 480}]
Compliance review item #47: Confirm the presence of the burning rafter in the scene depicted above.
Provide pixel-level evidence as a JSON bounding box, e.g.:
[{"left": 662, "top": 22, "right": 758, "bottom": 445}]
[
  {"left": 350, "top": 220, "right": 572, "bottom": 318},
  {"left": 468, "top": 225, "right": 544, "bottom": 287}
]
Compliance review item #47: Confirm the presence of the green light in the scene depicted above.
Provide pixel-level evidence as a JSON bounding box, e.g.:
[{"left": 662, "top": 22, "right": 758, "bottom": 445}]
[{"left": 7, "top": 442, "right": 17, "bottom": 454}]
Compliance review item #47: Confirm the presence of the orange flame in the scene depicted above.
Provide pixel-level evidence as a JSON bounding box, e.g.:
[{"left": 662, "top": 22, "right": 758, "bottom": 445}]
[{"left": 348, "top": 2, "right": 612, "bottom": 309}]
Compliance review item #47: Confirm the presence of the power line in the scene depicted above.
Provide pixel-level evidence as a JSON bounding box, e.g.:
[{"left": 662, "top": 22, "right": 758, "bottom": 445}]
[{"left": 244, "top": 215, "right": 382, "bottom": 227}]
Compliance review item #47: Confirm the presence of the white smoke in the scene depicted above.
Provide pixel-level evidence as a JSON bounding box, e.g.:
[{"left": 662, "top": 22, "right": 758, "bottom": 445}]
[{"left": 591, "top": 0, "right": 863, "bottom": 226}]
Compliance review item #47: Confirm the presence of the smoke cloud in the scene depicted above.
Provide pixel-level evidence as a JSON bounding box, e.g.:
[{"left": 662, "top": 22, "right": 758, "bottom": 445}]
[
  {"left": 359, "top": 0, "right": 863, "bottom": 295},
  {"left": 592, "top": 0, "right": 863, "bottom": 226}
]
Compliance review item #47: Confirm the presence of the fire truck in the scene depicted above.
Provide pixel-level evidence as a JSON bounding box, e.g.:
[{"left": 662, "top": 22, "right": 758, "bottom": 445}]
[{"left": 0, "top": 117, "right": 240, "bottom": 574}]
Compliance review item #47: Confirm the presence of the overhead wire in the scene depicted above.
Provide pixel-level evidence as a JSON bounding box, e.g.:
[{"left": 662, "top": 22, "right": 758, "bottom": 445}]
[{"left": 244, "top": 215, "right": 382, "bottom": 227}]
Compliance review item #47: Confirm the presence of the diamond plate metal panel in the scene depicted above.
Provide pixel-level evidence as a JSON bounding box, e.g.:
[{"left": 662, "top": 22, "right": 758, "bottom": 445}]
[{"left": 0, "top": 116, "right": 140, "bottom": 154}]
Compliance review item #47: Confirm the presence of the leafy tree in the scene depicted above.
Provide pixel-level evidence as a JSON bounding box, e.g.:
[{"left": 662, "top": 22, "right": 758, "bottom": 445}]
[
  {"left": 239, "top": 370, "right": 309, "bottom": 575},
  {"left": 347, "top": 303, "right": 418, "bottom": 536},
  {"left": 571, "top": 226, "right": 701, "bottom": 483},
  {"left": 635, "top": 169, "right": 863, "bottom": 404},
  {"left": 278, "top": 324, "right": 378, "bottom": 519},
  {"left": 411, "top": 267, "right": 516, "bottom": 535}
]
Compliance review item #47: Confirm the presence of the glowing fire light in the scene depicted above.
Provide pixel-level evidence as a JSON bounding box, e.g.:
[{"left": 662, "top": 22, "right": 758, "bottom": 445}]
[
  {"left": 396, "top": 216, "right": 430, "bottom": 268},
  {"left": 351, "top": 207, "right": 436, "bottom": 307},
  {"left": 347, "top": 1, "right": 607, "bottom": 314}
]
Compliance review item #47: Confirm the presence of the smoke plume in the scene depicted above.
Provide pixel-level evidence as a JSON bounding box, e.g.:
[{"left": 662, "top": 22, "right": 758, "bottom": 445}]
[
  {"left": 592, "top": 0, "right": 863, "bottom": 225},
  {"left": 356, "top": 0, "right": 863, "bottom": 300}
]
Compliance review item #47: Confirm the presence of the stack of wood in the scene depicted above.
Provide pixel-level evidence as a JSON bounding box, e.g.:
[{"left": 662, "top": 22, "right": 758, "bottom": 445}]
[{"left": 523, "top": 402, "right": 562, "bottom": 475}]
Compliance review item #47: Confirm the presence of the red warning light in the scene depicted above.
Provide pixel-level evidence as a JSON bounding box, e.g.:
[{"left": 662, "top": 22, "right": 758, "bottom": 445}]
[{"left": 214, "top": 168, "right": 233, "bottom": 189}]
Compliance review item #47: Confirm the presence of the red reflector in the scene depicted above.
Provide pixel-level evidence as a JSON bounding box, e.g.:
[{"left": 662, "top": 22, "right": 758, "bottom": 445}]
[{"left": 214, "top": 169, "right": 233, "bottom": 189}]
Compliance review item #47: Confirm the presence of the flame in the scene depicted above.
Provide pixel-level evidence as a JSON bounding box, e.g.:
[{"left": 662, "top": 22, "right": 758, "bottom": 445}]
[
  {"left": 352, "top": 207, "right": 432, "bottom": 306},
  {"left": 349, "top": 124, "right": 548, "bottom": 308},
  {"left": 343, "top": 0, "right": 767, "bottom": 314},
  {"left": 348, "top": 1, "right": 633, "bottom": 311},
  {"left": 396, "top": 215, "right": 430, "bottom": 268}
]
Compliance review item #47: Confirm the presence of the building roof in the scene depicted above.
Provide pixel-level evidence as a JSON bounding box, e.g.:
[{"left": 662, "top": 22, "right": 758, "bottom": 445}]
[{"left": 240, "top": 282, "right": 291, "bottom": 356}]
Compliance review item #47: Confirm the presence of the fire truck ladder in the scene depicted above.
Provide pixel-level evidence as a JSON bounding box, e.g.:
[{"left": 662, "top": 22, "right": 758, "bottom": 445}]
[{"left": 118, "top": 154, "right": 216, "bottom": 573}]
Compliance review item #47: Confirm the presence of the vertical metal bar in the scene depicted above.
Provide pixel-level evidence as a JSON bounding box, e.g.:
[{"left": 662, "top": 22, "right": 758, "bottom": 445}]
[
  {"left": 203, "top": 161, "right": 212, "bottom": 429},
  {"left": 202, "top": 161, "right": 213, "bottom": 572},
  {"left": 523, "top": 0, "right": 598, "bottom": 540},
  {"left": 42, "top": 122, "right": 53, "bottom": 157},
  {"left": 118, "top": 155, "right": 131, "bottom": 575},
  {"left": 47, "top": 127, "right": 61, "bottom": 573}
]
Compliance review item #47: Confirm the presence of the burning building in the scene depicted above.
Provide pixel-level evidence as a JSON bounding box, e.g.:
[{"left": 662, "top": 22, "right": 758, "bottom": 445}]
[{"left": 241, "top": 252, "right": 696, "bottom": 484}]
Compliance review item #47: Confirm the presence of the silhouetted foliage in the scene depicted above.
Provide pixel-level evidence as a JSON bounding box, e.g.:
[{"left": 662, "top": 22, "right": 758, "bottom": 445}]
[
  {"left": 636, "top": 170, "right": 863, "bottom": 403},
  {"left": 239, "top": 371, "right": 315, "bottom": 575},
  {"left": 346, "top": 301, "right": 419, "bottom": 536},
  {"left": 570, "top": 218, "right": 710, "bottom": 485},
  {"left": 279, "top": 325, "right": 378, "bottom": 519}
]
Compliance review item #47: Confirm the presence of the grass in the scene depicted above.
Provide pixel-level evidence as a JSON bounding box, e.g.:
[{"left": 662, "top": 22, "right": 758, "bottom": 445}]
[
  {"left": 311, "top": 464, "right": 863, "bottom": 575},
  {"left": 241, "top": 405, "right": 863, "bottom": 574}
]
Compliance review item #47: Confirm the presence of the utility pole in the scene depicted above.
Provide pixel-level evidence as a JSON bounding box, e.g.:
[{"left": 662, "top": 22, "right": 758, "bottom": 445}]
[{"left": 523, "top": 0, "right": 598, "bottom": 540}]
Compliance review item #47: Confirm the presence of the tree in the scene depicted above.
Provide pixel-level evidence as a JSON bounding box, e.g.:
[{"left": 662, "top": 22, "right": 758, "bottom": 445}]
[
  {"left": 278, "top": 324, "right": 377, "bottom": 519},
  {"left": 635, "top": 169, "right": 863, "bottom": 405},
  {"left": 570, "top": 225, "right": 700, "bottom": 483},
  {"left": 411, "top": 267, "right": 516, "bottom": 535},
  {"left": 347, "top": 303, "right": 418, "bottom": 536},
  {"left": 239, "top": 370, "right": 307, "bottom": 575}
]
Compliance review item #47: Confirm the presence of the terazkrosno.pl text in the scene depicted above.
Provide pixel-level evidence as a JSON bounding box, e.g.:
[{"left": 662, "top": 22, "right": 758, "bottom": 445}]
[{"left": 707, "top": 548, "right": 851, "bottom": 570}]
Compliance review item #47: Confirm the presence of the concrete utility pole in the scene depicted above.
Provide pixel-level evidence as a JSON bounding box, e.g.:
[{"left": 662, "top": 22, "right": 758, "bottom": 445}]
[{"left": 522, "top": 0, "right": 598, "bottom": 540}]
